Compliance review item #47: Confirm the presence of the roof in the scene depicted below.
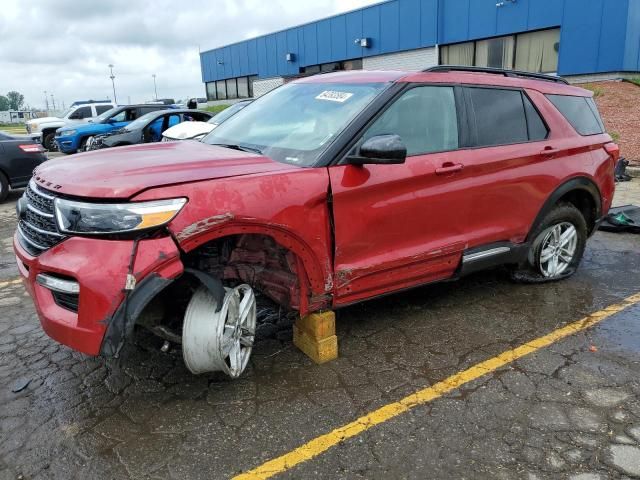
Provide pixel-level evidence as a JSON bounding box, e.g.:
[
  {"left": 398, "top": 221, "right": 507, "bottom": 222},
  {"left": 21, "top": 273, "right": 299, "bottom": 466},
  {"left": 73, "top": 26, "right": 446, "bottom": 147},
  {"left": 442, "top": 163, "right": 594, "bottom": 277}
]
[
  {"left": 292, "top": 70, "right": 410, "bottom": 84},
  {"left": 292, "top": 69, "right": 591, "bottom": 96}
]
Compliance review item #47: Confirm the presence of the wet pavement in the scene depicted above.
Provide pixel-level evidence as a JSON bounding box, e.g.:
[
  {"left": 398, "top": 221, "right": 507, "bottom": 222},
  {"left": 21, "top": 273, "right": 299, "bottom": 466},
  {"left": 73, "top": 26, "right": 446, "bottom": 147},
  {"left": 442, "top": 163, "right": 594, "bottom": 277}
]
[{"left": 1, "top": 182, "right": 640, "bottom": 480}]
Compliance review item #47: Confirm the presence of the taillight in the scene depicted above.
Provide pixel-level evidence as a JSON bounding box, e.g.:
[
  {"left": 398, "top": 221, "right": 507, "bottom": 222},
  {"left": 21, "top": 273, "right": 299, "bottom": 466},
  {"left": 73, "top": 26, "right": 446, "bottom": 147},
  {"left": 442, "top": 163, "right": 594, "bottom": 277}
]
[
  {"left": 18, "top": 144, "right": 44, "bottom": 154},
  {"left": 604, "top": 142, "right": 620, "bottom": 162}
]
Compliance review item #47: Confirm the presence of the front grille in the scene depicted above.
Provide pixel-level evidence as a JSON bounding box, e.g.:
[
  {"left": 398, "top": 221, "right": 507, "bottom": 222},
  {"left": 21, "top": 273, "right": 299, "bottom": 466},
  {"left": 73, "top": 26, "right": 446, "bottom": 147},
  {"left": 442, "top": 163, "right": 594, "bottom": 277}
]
[
  {"left": 52, "top": 291, "right": 79, "bottom": 312},
  {"left": 17, "top": 181, "right": 67, "bottom": 256}
]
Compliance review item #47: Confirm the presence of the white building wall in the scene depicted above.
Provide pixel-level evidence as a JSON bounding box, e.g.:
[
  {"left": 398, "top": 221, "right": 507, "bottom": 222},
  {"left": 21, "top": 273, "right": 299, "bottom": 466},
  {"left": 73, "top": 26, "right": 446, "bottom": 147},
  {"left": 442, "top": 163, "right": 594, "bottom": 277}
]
[
  {"left": 362, "top": 47, "right": 438, "bottom": 72},
  {"left": 253, "top": 77, "right": 285, "bottom": 97}
]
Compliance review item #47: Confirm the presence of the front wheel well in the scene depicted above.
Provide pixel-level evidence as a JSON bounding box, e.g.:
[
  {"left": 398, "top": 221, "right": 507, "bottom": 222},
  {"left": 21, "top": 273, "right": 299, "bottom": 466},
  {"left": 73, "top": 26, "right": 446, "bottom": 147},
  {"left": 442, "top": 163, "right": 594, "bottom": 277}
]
[{"left": 128, "top": 233, "right": 320, "bottom": 349}]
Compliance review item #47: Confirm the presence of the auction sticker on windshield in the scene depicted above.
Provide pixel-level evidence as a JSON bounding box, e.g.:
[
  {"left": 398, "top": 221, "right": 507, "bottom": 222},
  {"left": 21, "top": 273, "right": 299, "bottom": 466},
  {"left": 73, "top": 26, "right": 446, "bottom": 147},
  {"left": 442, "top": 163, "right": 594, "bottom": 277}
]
[{"left": 315, "top": 91, "right": 354, "bottom": 103}]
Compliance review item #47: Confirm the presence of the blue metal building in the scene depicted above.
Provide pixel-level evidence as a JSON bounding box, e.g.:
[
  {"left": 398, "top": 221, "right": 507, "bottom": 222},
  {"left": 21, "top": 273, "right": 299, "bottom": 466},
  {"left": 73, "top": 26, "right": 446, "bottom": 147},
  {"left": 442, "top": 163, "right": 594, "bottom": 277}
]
[{"left": 200, "top": 0, "right": 640, "bottom": 101}]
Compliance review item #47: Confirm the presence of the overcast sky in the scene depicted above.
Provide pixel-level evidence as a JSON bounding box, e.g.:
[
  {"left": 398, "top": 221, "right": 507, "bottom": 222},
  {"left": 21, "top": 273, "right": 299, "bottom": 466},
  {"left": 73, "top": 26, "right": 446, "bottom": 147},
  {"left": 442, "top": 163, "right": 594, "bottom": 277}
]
[{"left": 0, "top": 0, "right": 378, "bottom": 110}]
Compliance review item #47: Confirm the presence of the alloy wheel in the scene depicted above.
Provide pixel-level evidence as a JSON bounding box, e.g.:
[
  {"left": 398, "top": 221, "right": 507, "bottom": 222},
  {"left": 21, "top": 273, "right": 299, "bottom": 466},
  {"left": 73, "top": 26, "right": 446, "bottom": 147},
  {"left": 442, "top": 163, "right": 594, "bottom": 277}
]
[{"left": 537, "top": 222, "right": 578, "bottom": 277}]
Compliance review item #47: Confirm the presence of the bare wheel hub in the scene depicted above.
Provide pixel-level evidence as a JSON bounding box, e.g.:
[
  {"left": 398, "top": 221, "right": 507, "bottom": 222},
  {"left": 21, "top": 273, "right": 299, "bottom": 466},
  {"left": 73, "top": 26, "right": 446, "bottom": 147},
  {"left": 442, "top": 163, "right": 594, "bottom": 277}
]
[{"left": 182, "top": 284, "right": 257, "bottom": 378}]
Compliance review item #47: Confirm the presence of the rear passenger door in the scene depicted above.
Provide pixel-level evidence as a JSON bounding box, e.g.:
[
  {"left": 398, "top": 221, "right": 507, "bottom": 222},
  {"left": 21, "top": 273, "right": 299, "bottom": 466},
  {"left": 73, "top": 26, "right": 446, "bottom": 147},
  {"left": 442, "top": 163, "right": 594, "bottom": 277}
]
[{"left": 456, "top": 86, "right": 550, "bottom": 248}]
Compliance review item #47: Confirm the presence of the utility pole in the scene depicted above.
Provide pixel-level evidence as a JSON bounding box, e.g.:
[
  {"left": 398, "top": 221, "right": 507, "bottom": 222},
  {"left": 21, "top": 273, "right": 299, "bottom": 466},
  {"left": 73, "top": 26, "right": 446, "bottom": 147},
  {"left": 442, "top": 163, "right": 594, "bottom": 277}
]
[
  {"left": 152, "top": 74, "right": 158, "bottom": 100},
  {"left": 43, "top": 91, "right": 49, "bottom": 111},
  {"left": 108, "top": 64, "right": 117, "bottom": 104}
]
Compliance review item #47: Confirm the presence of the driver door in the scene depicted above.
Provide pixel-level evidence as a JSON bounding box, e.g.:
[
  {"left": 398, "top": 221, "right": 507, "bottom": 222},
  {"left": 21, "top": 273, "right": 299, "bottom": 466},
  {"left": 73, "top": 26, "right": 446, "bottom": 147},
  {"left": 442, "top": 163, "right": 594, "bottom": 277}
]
[{"left": 329, "top": 85, "right": 469, "bottom": 305}]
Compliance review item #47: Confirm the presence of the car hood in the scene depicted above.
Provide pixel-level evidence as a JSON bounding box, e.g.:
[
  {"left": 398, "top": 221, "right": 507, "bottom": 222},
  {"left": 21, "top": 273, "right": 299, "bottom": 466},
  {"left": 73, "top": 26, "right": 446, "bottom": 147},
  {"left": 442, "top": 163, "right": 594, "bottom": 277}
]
[
  {"left": 30, "top": 117, "right": 62, "bottom": 125},
  {"left": 33, "top": 140, "right": 297, "bottom": 198},
  {"left": 162, "top": 121, "right": 215, "bottom": 140},
  {"left": 60, "top": 122, "right": 107, "bottom": 134}
]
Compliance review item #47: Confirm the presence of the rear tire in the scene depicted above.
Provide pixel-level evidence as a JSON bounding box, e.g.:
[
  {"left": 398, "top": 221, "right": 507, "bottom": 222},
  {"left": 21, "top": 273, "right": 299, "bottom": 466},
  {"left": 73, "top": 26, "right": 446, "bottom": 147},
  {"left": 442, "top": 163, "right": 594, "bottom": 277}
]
[
  {"left": 0, "top": 171, "right": 9, "bottom": 202},
  {"left": 510, "top": 204, "right": 587, "bottom": 283}
]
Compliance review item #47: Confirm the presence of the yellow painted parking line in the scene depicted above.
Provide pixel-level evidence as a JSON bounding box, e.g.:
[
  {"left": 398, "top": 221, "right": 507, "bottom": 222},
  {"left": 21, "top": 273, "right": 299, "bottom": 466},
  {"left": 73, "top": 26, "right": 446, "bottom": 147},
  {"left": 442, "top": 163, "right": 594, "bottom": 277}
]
[
  {"left": 234, "top": 291, "right": 640, "bottom": 480},
  {"left": 0, "top": 278, "right": 22, "bottom": 288}
]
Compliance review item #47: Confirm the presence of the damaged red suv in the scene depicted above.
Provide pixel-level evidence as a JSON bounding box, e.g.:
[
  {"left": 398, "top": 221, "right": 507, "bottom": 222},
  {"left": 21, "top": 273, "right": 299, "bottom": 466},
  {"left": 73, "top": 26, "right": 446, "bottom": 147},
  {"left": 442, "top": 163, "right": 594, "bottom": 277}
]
[{"left": 14, "top": 66, "right": 618, "bottom": 378}]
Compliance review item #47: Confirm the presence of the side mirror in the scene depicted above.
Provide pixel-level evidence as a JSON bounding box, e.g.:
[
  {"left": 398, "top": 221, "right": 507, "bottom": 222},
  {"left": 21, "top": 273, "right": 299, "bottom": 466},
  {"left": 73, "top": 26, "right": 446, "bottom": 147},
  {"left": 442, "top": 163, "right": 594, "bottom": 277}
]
[{"left": 347, "top": 134, "right": 407, "bottom": 166}]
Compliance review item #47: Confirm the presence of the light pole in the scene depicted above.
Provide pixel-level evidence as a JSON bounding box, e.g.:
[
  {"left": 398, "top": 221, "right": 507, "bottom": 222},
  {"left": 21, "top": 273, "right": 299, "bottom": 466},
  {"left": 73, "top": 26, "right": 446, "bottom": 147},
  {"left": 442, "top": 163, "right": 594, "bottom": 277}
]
[
  {"left": 152, "top": 74, "right": 158, "bottom": 100},
  {"left": 50, "top": 94, "right": 56, "bottom": 110},
  {"left": 43, "top": 90, "right": 49, "bottom": 111},
  {"left": 108, "top": 64, "right": 117, "bottom": 104}
]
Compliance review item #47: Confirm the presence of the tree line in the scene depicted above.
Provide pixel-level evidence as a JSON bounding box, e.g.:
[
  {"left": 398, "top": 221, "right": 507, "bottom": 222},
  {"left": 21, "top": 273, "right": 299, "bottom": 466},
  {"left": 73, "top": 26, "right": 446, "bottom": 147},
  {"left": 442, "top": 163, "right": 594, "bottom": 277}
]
[{"left": 0, "top": 92, "right": 25, "bottom": 111}]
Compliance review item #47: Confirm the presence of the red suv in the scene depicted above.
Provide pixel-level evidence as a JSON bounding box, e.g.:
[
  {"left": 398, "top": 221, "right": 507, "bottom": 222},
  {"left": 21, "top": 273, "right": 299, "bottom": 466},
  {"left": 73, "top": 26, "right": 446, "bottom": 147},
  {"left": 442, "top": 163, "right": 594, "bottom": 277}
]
[{"left": 14, "top": 66, "right": 618, "bottom": 378}]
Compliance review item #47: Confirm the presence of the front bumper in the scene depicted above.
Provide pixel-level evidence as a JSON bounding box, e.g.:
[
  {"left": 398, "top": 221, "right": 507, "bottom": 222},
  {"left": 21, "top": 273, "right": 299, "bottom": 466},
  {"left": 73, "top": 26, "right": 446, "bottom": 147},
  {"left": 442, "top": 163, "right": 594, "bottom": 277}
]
[
  {"left": 54, "top": 135, "right": 79, "bottom": 153},
  {"left": 13, "top": 233, "right": 183, "bottom": 356}
]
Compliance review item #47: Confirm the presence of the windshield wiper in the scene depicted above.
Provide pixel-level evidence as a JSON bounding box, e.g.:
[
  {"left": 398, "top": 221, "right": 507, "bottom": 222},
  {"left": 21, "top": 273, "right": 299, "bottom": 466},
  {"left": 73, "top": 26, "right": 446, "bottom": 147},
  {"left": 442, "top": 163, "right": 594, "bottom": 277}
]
[{"left": 210, "top": 143, "right": 262, "bottom": 155}]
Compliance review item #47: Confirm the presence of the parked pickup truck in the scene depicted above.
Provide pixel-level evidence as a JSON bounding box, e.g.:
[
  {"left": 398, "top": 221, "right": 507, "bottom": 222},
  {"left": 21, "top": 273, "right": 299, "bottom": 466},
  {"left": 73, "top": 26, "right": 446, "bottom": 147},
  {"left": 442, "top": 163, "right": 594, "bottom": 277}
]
[
  {"left": 25, "top": 101, "right": 115, "bottom": 150},
  {"left": 14, "top": 68, "right": 618, "bottom": 379},
  {"left": 55, "top": 104, "right": 171, "bottom": 154}
]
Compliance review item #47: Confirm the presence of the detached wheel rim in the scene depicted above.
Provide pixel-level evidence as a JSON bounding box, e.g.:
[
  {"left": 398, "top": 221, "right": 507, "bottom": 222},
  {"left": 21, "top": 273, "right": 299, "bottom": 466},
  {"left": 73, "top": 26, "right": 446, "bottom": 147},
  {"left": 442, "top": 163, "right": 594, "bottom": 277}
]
[
  {"left": 538, "top": 222, "right": 577, "bottom": 277},
  {"left": 183, "top": 284, "right": 257, "bottom": 378}
]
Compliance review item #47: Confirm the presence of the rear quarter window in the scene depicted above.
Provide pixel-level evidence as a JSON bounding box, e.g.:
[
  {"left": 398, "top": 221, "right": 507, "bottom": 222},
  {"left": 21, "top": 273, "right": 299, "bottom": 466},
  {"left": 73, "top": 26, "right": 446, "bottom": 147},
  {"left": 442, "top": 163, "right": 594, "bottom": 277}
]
[{"left": 546, "top": 94, "right": 605, "bottom": 136}]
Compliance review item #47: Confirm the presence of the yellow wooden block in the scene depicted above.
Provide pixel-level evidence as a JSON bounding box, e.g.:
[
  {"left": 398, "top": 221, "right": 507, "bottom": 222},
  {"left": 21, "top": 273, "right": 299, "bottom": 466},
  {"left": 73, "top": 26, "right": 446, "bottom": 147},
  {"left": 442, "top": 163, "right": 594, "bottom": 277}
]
[
  {"left": 295, "top": 311, "right": 335, "bottom": 340},
  {"left": 293, "top": 325, "right": 338, "bottom": 364}
]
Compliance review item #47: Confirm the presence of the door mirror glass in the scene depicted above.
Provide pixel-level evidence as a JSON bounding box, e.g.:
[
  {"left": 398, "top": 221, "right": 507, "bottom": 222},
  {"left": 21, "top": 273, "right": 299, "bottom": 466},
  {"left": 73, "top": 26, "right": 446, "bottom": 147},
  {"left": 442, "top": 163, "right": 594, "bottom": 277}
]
[{"left": 347, "top": 134, "right": 407, "bottom": 165}]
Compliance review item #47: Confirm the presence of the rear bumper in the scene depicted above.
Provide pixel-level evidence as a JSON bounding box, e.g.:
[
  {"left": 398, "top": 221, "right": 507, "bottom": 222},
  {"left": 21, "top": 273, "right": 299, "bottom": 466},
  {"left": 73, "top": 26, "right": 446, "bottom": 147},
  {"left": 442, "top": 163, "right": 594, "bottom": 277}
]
[{"left": 13, "top": 233, "right": 183, "bottom": 356}]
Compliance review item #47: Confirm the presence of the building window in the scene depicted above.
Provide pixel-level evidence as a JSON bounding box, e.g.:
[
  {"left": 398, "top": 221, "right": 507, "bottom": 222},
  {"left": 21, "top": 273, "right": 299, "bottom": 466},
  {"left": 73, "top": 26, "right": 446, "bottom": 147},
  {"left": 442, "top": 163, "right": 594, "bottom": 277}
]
[
  {"left": 476, "top": 36, "right": 515, "bottom": 69},
  {"left": 226, "top": 78, "right": 238, "bottom": 99},
  {"left": 440, "top": 41, "right": 474, "bottom": 66},
  {"left": 515, "top": 29, "right": 560, "bottom": 73},
  {"left": 440, "top": 28, "right": 560, "bottom": 74},
  {"left": 237, "top": 77, "right": 249, "bottom": 98},
  {"left": 216, "top": 80, "right": 226, "bottom": 100},
  {"left": 206, "top": 82, "right": 217, "bottom": 101},
  {"left": 300, "top": 59, "right": 363, "bottom": 75},
  {"left": 209, "top": 76, "right": 256, "bottom": 101},
  {"left": 248, "top": 76, "right": 257, "bottom": 97}
]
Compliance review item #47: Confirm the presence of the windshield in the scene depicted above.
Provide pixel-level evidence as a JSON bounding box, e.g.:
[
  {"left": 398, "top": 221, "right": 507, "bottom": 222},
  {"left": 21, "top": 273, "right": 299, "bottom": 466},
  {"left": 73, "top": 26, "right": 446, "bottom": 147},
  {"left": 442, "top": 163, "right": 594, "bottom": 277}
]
[
  {"left": 125, "top": 111, "right": 162, "bottom": 131},
  {"left": 202, "top": 82, "right": 387, "bottom": 166},
  {"left": 208, "top": 102, "right": 251, "bottom": 125},
  {"left": 60, "top": 108, "right": 74, "bottom": 118},
  {"left": 94, "top": 107, "right": 120, "bottom": 123}
]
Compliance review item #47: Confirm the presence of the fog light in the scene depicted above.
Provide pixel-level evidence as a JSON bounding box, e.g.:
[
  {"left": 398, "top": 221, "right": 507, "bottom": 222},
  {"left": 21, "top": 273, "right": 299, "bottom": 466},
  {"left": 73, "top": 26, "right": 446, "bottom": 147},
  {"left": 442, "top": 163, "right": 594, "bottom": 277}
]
[{"left": 36, "top": 274, "right": 80, "bottom": 294}]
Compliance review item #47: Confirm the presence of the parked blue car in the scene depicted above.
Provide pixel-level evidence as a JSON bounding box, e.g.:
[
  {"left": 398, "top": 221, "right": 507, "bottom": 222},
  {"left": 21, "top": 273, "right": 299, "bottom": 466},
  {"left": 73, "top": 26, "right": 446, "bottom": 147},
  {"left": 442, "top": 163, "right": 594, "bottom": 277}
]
[{"left": 54, "top": 104, "right": 172, "bottom": 154}]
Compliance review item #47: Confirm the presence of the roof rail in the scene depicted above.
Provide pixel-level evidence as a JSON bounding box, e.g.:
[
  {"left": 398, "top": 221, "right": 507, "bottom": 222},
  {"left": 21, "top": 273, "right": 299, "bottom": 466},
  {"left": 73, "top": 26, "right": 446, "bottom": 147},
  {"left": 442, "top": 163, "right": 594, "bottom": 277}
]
[{"left": 423, "top": 65, "right": 570, "bottom": 85}]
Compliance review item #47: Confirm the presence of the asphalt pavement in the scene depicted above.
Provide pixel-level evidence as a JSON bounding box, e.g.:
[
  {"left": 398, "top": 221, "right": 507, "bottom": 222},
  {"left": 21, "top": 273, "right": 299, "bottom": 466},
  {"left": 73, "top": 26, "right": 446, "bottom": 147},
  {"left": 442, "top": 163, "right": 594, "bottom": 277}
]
[{"left": 1, "top": 181, "right": 640, "bottom": 479}]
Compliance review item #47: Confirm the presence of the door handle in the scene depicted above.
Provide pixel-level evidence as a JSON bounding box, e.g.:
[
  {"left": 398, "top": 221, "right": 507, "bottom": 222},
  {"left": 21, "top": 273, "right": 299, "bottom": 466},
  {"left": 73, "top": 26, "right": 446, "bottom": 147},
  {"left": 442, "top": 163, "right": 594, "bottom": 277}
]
[
  {"left": 540, "top": 146, "right": 561, "bottom": 156},
  {"left": 435, "top": 162, "right": 464, "bottom": 175}
]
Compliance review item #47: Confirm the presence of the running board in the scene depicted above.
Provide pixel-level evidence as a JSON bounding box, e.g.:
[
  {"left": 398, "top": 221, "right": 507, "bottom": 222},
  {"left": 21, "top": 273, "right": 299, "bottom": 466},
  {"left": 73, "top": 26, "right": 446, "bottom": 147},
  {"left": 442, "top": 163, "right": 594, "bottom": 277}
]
[
  {"left": 459, "top": 242, "right": 529, "bottom": 277},
  {"left": 462, "top": 246, "right": 512, "bottom": 263}
]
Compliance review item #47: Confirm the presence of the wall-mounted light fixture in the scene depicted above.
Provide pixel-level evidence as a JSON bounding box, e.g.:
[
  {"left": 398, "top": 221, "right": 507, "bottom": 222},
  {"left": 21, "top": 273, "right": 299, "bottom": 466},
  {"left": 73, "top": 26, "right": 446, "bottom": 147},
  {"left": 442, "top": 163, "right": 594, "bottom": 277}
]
[
  {"left": 496, "top": 0, "right": 516, "bottom": 6},
  {"left": 286, "top": 53, "right": 296, "bottom": 62},
  {"left": 354, "top": 38, "right": 371, "bottom": 48}
]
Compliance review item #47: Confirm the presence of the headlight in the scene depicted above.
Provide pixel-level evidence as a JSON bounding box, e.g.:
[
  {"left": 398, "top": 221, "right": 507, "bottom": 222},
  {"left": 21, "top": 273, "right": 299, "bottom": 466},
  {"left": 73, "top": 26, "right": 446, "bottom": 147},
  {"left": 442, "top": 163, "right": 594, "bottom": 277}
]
[
  {"left": 62, "top": 129, "right": 77, "bottom": 136},
  {"left": 54, "top": 198, "right": 187, "bottom": 235}
]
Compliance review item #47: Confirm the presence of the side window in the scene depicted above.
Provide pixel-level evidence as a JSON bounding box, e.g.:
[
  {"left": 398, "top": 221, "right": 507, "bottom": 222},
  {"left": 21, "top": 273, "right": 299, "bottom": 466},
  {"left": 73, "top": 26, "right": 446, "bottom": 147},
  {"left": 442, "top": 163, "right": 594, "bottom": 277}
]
[
  {"left": 545, "top": 94, "right": 605, "bottom": 136},
  {"left": 95, "top": 105, "right": 112, "bottom": 115},
  {"left": 69, "top": 106, "right": 92, "bottom": 120},
  {"left": 110, "top": 111, "right": 127, "bottom": 122},
  {"left": 363, "top": 86, "right": 459, "bottom": 156},
  {"left": 125, "top": 108, "right": 137, "bottom": 121},
  {"left": 467, "top": 87, "right": 528, "bottom": 147},
  {"left": 523, "top": 94, "right": 548, "bottom": 141}
]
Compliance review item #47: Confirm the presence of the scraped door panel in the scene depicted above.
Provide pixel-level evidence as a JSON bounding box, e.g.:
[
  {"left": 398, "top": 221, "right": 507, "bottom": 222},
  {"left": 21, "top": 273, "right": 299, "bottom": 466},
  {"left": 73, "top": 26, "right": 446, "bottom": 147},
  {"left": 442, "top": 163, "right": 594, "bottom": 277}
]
[{"left": 329, "top": 155, "right": 467, "bottom": 306}]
